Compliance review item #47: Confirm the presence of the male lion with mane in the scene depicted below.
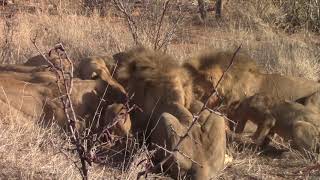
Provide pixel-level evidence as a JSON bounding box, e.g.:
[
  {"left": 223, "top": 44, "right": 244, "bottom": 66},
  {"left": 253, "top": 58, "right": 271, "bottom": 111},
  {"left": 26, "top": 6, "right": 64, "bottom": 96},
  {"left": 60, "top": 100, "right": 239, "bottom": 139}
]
[
  {"left": 113, "top": 47, "right": 226, "bottom": 180},
  {"left": 183, "top": 49, "right": 320, "bottom": 133},
  {"left": 114, "top": 47, "right": 194, "bottom": 133}
]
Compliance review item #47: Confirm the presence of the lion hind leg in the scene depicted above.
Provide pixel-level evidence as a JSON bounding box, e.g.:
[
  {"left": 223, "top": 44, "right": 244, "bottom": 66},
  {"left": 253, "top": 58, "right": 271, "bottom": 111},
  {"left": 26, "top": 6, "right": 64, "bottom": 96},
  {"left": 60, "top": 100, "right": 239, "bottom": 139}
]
[{"left": 291, "top": 121, "right": 320, "bottom": 153}]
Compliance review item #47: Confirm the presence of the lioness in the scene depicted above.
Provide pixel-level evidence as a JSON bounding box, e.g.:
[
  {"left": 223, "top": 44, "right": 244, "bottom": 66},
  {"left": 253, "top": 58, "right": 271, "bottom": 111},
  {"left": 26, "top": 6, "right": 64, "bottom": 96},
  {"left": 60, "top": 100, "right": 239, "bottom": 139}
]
[
  {"left": 232, "top": 94, "right": 320, "bottom": 153},
  {"left": 77, "top": 55, "right": 126, "bottom": 96},
  {"left": 0, "top": 71, "right": 57, "bottom": 84},
  {"left": 1, "top": 50, "right": 127, "bottom": 97},
  {"left": 25, "top": 46, "right": 71, "bottom": 71},
  {"left": 0, "top": 47, "right": 70, "bottom": 83},
  {"left": 103, "top": 103, "right": 132, "bottom": 137},
  {"left": 1, "top": 46, "right": 71, "bottom": 73},
  {"left": 0, "top": 77, "right": 127, "bottom": 131}
]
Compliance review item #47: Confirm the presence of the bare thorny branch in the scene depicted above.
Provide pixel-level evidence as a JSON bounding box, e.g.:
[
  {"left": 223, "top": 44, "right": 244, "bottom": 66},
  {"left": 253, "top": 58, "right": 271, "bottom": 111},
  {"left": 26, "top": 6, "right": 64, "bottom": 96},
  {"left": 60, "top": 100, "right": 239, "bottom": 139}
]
[
  {"left": 112, "top": 0, "right": 139, "bottom": 46},
  {"left": 31, "top": 39, "right": 89, "bottom": 180},
  {"left": 153, "top": 0, "right": 170, "bottom": 50},
  {"left": 31, "top": 39, "right": 140, "bottom": 180},
  {"left": 155, "top": 1, "right": 184, "bottom": 52},
  {"left": 138, "top": 44, "right": 243, "bottom": 178}
]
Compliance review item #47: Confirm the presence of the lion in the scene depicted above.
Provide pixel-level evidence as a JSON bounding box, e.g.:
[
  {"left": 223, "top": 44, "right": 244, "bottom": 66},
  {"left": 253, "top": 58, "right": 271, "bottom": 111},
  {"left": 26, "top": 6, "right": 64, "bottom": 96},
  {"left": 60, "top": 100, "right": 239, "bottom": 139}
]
[
  {"left": 113, "top": 47, "right": 194, "bottom": 135},
  {"left": 0, "top": 76, "right": 127, "bottom": 132},
  {"left": 232, "top": 94, "right": 320, "bottom": 153},
  {"left": 23, "top": 54, "right": 49, "bottom": 67},
  {"left": 0, "top": 47, "right": 71, "bottom": 73},
  {"left": 0, "top": 71, "right": 57, "bottom": 84},
  {"left": 184, "top": 49, "right": 320, "bottom": 108},
  {"left": 150, "top": 100, "right": 226, "bottom": 179},
  {"left": 111, "top": 48, "right": 226, "bottom": 179},
  {"left": 79, "top": 55, "right": 118, "bottom": 74},
  {"left": 183, "top": 49, "right": 260, "bottom": 107},
  {"left": 0, "top": 46, "right": 74, "bottom": 83},
  {"left": 0, "top": 63, "right": 49, "bottom": 74},
  {"left": 183, "top": 49, "right": 320, "bottom": 134},
  {"left": 24, "top": 53, "right": 119, "bottom": 80},
  {"left": 0, "top": 50, "right": 128, "bottom": 98},
  {"left": 24, "top": 46, "right": 71, "bottom": 71},
  {"left": 77, "top": 55, "right": 128, "bottom": 98},
  {"left": 78, "top": 55, "right": 123, "bottom": 92},
  {"left": 103, "top": 103, "right": 132, "bottom": 137},
  {"left": 68, "top": 48, "right": 227, "bottom": 179}
]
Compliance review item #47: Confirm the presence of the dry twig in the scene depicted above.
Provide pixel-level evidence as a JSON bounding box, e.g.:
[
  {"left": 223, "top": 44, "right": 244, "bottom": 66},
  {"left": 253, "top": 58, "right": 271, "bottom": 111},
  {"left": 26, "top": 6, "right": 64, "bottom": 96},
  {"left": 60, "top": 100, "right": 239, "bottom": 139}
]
[
  {"left": 112, "top": 0, "right": 182, "bottom": 51},
  {"left": 153, "top": 0, "right": 170, "bottom": 50},
  {"left": 31, "top": 39, "right": 89, "bottom": 180},
  {"left": 112, "top": 0, "right": 139, "bottom": 45}
]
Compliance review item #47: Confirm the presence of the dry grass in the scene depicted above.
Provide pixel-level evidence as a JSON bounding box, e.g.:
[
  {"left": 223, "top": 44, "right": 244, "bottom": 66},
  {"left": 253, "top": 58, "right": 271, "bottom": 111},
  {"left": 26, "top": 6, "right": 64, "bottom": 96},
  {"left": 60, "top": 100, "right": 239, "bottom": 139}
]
[
  {"left": 1, "top": 1, "right": 319, "bottom": 79},
  {"left": 220, "top": 134, "right": 320, "bottom": 179},
  {"left": 0, "top": 114, "right": 118, "bottom": 179},
  {"left": 0, "top": 0, "right": 320, "bottom": 179},
  {"left": 0, "top": 106, "right": 159, "bottom": 179}
]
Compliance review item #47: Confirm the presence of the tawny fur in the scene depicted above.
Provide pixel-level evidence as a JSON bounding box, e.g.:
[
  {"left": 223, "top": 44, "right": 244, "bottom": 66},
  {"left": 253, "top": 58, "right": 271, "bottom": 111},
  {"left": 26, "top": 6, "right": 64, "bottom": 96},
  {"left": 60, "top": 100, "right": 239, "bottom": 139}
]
[
  {"left": 78, "top": 55, "right": 127, "bottom": 96},
  {"left": 183, "top": 49, "right": 320, "bottom": 136},
  {"left": 0, "top": 51, "right": 127, "bottom": 99},
  {"left": 24, "top": 48, "right": 71, "bottom": 71},
  {"left": 0, "top": 70, "right": 57, "bottom": 83},
  {"left": 103, "top": 103, "right": 132, "bottom": 137},
  {"left": 232, "top": 94, "right": 320, "bottom": 153},
  {"left": 0, "top": 77, "right": 127, "bottom": 132},
  {"left": 150, "top": 100, "right": 226, "bottom": 180},
  {"left": 301, "top": 91, "right": 320, "bottom": 113},
  {"left": 112, "top": 47, "right": 225, "bottom": 179},
  {"left": 184, "top": 49, "right": 320, "bottom": 108},
  {"left": 113, "top": 47, "right": 194, "bottom": 133}
]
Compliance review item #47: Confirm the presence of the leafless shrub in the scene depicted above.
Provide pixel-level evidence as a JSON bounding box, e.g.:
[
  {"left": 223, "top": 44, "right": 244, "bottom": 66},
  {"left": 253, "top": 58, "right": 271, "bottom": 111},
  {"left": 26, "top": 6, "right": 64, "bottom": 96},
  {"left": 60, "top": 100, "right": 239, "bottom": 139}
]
[
  {"left": 31, "top": 42, "right": 90, "bottom": 179},
  {"left": 82, "top": 0, "right": 108, "bottom": 16},
  {"left": 0, "top": 17, "right": 16, "bottom": 64},
  {"left": 273, "top": 0, "right": 320, "bottom": 33},
  {"left": 112, "top": 0, "right": 183, "bottom": 51}
]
